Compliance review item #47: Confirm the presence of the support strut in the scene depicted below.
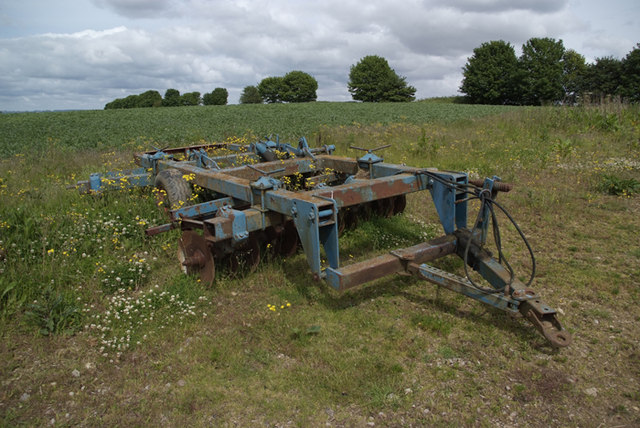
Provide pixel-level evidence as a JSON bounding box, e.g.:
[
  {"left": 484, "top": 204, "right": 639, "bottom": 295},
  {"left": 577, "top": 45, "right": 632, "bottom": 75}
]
[{"left": 325, "top": 232, "right": 571, "bottom": 348}]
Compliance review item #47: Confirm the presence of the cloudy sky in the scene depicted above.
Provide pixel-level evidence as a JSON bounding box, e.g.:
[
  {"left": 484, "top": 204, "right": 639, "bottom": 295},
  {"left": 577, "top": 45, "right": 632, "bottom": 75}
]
[{"left": 0, "top": 0, "right": 638, "bottom": 111}]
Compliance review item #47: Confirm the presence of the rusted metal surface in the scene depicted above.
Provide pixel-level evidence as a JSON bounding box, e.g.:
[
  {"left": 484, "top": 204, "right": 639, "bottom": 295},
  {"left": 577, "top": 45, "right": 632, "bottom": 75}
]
[
  {"left": 469, "top": 179, "right": 513, "bottom": 192},
  {"left": 316, "top": 155, "right": 359, "bottom": 175},
  {"left": 169, "top": 197, "right": 234, "bottom": 222},
  {"left": 135, "top": 142, "right": 230, "bottom": 160},
  {"left": 178, "top": 230, "right": 215, "bottom": 286},
  {"left": 519, "top": 300, "right": 572, "bottom": 347},
  {"left": 409, "top": 262, "right": 520, "bottom": 314},
  {"left": 221, "top": 157, "right": 316, "bottom": 181},
  {"left": 145, "top": 222, "right": 176, "bottom": 236},
  {"left": 452, "top": 228, "right": 571, "bottom": 347},
  {"left": 198, "top": 207, "right": 280, "bottom": 243},
  {"left": 228, "top": 233, "right": 261, "bottom": 274},
  {"left": 315, "top": 173, "right": 420, "bottom": 207},
  {"left": 325, "top": 237, "right": 457, "bottom": 291}
]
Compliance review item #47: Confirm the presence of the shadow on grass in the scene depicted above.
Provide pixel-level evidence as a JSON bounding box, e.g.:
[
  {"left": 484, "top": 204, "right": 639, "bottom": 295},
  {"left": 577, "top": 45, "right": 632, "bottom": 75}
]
[{"left": 282, "top": 258, "right": 555, "bottom": 352}]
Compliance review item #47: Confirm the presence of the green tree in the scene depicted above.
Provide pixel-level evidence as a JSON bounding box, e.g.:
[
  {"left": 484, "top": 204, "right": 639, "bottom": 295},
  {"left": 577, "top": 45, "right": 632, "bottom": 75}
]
[
  {"left": 348, "top": 55, "right": 416, "bottom": 102},
  {"left": 584, "top": 56, "right": 623, "bottom": 99},
  {"left": 239, "top": 85, "right": 263, "bottom": 104},
  {"left": 621, "top": 44, "right": 640, "bottom": 103},
  {"left": 281, "top": 71, "right": 318, "bottom": 102},
  {"left": 181, "top": 92, "right": 201, "bottom": 106},
  {"left": 519, "top": 37, "right": 566, "bottom": 105},
  {"left": 459, "top": 40, "right": 519, "bottom": 104},
  {"left": 163, "top": 88, "right": 181, "bottom": 107},
  {"left": 203, "top": 88, "right": 228, "bottom": 105},
  {"left": 137, "top": 90, "right": 163, "bottom": 107},
  {"left": 104, "top": 98, "right": 124, "bottom": 109},
  {"left": 258, "top": 77, "right": 285, "bottom": 103},
  {"left": 561, "top": 49, "right": 587, "bottom": 103},
  {"left": 105, "top": 91, "right": 162, "bottom": 109}
]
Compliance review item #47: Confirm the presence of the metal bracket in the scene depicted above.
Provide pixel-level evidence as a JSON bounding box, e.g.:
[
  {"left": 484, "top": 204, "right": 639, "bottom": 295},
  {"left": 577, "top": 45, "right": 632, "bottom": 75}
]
[
  {"left": 427, "top": 171, "right": 468, "bottom": 234},
  {"left": 216, "top": 205, "right": 249, "bottom": 244},
  {"left": 248, "top": 164, "right": 285, "bottom": 190},
  {"left": 351, "top": 144, "right": 390, "bottom": 175},
  {"left": 291, "top": 198, "right": 339, "bottom": 279}
]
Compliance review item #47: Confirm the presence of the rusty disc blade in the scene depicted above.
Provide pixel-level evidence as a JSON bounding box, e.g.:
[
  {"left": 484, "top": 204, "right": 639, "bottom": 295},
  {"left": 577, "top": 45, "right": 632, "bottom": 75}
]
[
  {"left": 337, "top": 210, "right": 346, "bottom": 235},
  {"left": 229, "top": 234, "right": 261, "bottom": 274},
  {"left": 277, "top": 220, "right": 299, "bottom": 257},
  {"left": 177, "top": 230, "right": 215, "bottom": 286},
  {"left": 374, "top": 197, "right": 394, "bottom": 218},
  {"left": 344, "top": 207, "right": 358, "bottom": 229},
  {"left": 358, "top": 202, "right": 373, "bottom": 222},
  {"left": 392, "top": 195, "right": 407, "bottom": 215}
]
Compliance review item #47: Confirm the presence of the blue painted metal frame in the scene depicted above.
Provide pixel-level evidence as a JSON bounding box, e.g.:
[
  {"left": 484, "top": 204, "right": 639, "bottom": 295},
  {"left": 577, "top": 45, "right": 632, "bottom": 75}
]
[
  {"left": 73, "top": 137, "right": 570, "bottom": 347},
  {"left": 428, "top": 172, "right": 468, "bottom": 234},
  {"left": 290, "top": 198, "right": 339, "bottom": 277},
  {"left": 86, "top": 167, "right": 151, "bottom": 192},
  {"left": 77, "top": 145, "right": 478, "bottom": 288},
  {"left": 412, "top": 263, "right": 520, "bottom": 313},
  {"left": 168, "top": 197, "right": 234, "bottom": 222},
  {"left": 149, "top": 153, "right": 477, "bottom": 281}
]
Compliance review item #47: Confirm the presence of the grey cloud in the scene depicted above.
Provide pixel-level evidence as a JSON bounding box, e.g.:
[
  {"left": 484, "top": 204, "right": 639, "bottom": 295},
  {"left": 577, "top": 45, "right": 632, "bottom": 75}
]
[
  {"left": 580, "top": 34, "right": 637, "bottom": 60},
  {"left": 439, "top": 0, "right": 568, "bottom": 13},
  {"left": 92, "top": 0, "right": 174, "bottom": 18},
  {"left": 0, "top": 0, "right": 622, "bottom": 111}
]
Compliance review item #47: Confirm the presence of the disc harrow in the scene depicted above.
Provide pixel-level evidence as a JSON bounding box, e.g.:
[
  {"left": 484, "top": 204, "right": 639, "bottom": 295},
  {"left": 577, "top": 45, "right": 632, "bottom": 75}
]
[{"left": 74, "top": 135, "right": 571, "bottom": 348}]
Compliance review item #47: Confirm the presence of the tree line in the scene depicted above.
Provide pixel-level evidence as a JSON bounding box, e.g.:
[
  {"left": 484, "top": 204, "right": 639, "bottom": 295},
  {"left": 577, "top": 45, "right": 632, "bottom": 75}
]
[
  {"left": 239, "top": 58, "right": 415, "bottom": 105},
  {"left": 104, "top": 40, "right": 638, "bottom": 109},
  {"left": 104, "top": 87, "right": 229, "bottom": 109},
  {"left": 459, "top": 38, "right": 639, "bottom": 105},
  {"left": 104, "top": 56, "right": 416, "bottom": 109}
]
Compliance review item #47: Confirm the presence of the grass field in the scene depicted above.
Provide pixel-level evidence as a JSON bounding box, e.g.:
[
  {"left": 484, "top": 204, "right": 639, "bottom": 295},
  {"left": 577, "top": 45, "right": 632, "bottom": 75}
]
[{"left": 1, "top": 101, "right": 639, "bottom": 426}]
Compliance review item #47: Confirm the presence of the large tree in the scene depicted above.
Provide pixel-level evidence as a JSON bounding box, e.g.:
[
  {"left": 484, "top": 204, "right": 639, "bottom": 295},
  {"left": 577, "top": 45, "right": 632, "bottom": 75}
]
[
  {"left": 459, "top": 40, "right": 519, "bottom": 104},
  {"left": 258, "top": 77, "right": 285, "bottom": 103},
  {"left": 162, "top": 88, "right": 181, "bottom": 107},
  {"left": 519, "top": 37, "right": 566, "bottom": 105},
  {"left": 621, "top": 44, "right": 640, "bottom": 103},
  {"left": 203, "top": 87, "right": 228, "bottom": 105},
  {"left": 348, "top": 55, "right": 416, "bottom": 102},
  {"left": 584, "top": 56, "right": 623, "bottom": 99},
  {"left": 181, "top": 92, "right": 201, "bottom": 106},
  {"left": 239, "top": 85, "right": 263, "bottom": 104},
  {"left": 105, "top": 90, "right": 162, "bottom": 109},
  {"left": 281, "top": 71, "right": 318, "bottom": 102},
  {"left": 137, "top": 90, "right": 162, "bottom": 108},
  {"left": 561, "top": 49, "right": 587, "bottom": 103}
]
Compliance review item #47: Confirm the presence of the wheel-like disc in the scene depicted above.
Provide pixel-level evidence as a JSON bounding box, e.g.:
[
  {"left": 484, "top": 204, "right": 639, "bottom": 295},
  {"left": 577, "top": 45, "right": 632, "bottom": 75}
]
[
  {"left": 392, "top": 195, "right": 407, "bottom": 215},
  {"left": 229, "top": 234, "right": 261, "bottom": 275},
  {"left": 343, "top": 207, "right": 358, "bottom": 229},
  {"left": 358, "top": 202, "right": 373, "bottom": 222},
  {"left": 374, "top": 197, "right": 394, "bottom": 218},
  {"left": 337, "top": 210, "right": 347, "bottom": 235},
  {"left": 276, "top": 220, "right": 299, "bottom": 257},
  {"left": 177, "top": 230, "right": 215, "bottom": 286}
]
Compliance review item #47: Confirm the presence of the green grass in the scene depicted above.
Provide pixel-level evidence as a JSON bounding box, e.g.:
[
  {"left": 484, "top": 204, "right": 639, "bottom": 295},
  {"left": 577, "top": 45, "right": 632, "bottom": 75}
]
[{"left": 1, "top": 101, "right": 640, "bottom": 426}]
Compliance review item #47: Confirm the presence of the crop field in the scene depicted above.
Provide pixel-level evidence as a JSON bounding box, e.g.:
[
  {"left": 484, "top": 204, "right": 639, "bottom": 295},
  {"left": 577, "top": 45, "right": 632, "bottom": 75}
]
[
  {"left": 0, "top": 101, "right": 514, "bottom": 157},
  {"left": 1, "top": 101, "right": 639, "bottom": 426}
]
